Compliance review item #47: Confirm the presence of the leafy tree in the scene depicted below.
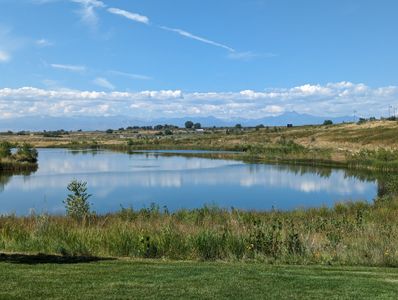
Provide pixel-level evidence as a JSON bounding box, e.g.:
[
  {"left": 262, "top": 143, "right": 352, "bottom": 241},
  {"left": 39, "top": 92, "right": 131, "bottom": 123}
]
[
  {"left": 323, "top": 120, "right": 333, "bottom": 126},
  {"left": 185, "top": 121, "right": 194, "bottom": 129},
  {"left": 194, "top": 123, "right": 202, "bottom": 129},
  {"left": 235, "top": 124, "right": 242, "bottom": 129},
  {"left": 106, "top": 129, "right": 113, "bottom": 134},
  {"left": 64, "top": 180, "right": 92, "bottom": 221}
]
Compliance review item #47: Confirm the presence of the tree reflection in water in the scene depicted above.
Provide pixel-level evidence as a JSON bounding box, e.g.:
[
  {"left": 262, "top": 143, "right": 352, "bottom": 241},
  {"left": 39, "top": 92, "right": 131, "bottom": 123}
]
[{"left": 0, "top": 167, "right": 38, "bottom": 192}]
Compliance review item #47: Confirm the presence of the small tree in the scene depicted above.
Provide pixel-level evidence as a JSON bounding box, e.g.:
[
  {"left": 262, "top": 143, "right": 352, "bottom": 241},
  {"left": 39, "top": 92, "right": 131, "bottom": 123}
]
[
  {"left": 185, "top": 121, "right": 194, "bottom": 129},
  {"left": 64, "top": 180, "right": 92, "bottom": 221},
  {"left": 235, "top": 124, "right": 242, "bottom": 129},
  {"left": 323, "top": 120, "right": 333, "bottom": 126},
  {"left": 193, "top": 123, "right": 202, "bottom": 129}
]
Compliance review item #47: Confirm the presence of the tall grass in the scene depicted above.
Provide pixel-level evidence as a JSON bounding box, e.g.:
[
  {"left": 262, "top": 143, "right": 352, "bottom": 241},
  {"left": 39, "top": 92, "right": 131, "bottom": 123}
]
[
  {"left": 1, "top": 198, "right": 398, "bottom": 266},
  {"left": 347, "top": 149, "right": 398, "bottom": 171}
]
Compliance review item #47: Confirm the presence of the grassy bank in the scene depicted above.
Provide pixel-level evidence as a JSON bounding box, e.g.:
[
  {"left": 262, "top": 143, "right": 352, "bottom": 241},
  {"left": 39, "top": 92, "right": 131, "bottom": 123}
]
[
  {"left": 1, "top": 256, "right": 398, "bottom": 299},
  {"left": 1, "top": 193, "right": 398, "bottom": 267}
]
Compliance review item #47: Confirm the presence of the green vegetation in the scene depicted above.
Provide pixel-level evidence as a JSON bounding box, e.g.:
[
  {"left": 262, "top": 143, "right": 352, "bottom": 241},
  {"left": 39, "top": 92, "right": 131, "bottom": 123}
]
[
  {"left": 63, "top": 180, "right": 93, "bottom": 222},
  {"left": 347, "top": 149, "right": 398, "bottom": 171},
  {"left": 185, "top": 120, "right": 194, "bottom": 129},
  {"left": 1, "top": 257, "right": 398, "bottom": 299},
  {"left": 0, "top": 142, "right": 38, "bottom": 172}
]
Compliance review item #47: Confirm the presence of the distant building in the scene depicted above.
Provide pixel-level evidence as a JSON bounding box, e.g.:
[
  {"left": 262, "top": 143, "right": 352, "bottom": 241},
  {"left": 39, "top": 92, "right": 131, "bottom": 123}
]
[
  {"left": 287, "top": 124, "right": 293, "bottom": 128},
  {"left": 195, "top": 129, "right": 205, "bottom": 133}
]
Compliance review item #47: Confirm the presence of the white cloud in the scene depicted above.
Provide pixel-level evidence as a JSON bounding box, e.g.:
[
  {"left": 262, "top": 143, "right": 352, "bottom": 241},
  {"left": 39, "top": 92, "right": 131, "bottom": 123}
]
[
  {"left": 93, "top": 77, "right": 115, "bottom": 90},
  {"left": 107, "top": 8, "right": 149, "bottom": 25},
  {"left": 160, "top": 26, "right": 235, "bottom": 52},
  {"left": 34, "top": 1, "right": 241, "bottom": 54},
  {"left": 228, "top": 51, "right": 277, "bottom": 61},
  {"left": 36, "top": 39, "right": 54, "bottom": 47},
  {"left": 1, "top": 82, "right": 395, "bottom": 119},
  {"left": 70, "top": 0, "right": 105, "bottom": 28},
  {"left": 0, "top": 26, "right": 26, "bottom": 62},
  {"left": 51, "top": 63, "right": 86, "bottom": 72},
  {"left": 262, "top": 105, "right": 284, "bottom": 114},
  {"left": 0, "top": 50, "right": 10, "bottom": 63},
  {"left": 106, "top": 7, "right": 234, "bottom": 52},
  {"left": 108, "top": 70, "right": 152, "bottom": 81}
]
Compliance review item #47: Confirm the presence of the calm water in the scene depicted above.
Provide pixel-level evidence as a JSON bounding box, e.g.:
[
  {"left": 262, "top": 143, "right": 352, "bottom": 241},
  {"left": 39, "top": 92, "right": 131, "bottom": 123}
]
[{"left": 0, "top": 149, "right": 378, "bottom": 215}]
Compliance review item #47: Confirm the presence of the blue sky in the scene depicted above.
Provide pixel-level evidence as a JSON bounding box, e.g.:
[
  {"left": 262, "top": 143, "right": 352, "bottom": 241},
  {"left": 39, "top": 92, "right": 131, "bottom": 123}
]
[{"left": 0, "top": 0, "right": 398, "bottom": 120}]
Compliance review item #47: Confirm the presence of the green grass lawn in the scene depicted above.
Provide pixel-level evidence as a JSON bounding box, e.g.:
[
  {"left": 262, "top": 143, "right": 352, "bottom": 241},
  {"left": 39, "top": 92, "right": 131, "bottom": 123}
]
[{"left": 1, "top": 254, "right": 398, "bottom": 299}]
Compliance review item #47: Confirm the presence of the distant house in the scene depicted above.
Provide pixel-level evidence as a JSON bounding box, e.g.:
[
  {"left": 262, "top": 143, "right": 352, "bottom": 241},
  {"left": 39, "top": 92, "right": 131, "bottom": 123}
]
[
  {"left": 287, "top": 124, "right": 293, "bottom": 128},
  {"left": 195, "top": 129, "right": 205, "bottom": 133}
]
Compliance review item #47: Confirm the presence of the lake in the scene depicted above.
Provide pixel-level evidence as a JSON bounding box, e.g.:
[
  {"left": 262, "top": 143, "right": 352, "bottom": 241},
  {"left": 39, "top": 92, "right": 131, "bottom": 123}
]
[{"left": 0, "top": 149, "right": 378, "bottom": 215}]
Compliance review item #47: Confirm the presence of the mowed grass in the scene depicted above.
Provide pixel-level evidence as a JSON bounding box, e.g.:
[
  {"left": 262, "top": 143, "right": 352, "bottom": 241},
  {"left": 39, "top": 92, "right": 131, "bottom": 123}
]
[{"left": 1, "top": 256, "right": 398, "bottom": 299}]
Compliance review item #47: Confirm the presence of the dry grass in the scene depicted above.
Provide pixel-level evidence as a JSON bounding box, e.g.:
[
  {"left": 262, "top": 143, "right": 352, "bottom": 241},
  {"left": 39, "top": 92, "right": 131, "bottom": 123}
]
[{"left": 3, "top": 120, "right": 398, "bottom": 150}]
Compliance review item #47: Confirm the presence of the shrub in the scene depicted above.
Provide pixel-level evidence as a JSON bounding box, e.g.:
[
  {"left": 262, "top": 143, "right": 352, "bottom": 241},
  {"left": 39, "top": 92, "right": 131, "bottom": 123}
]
[
  {"left": 14, "top": 143, "right": 38, "bottom": 163},
  {"left": 63, "top": 180, "right": 92, "bottom": 221},
  {"left": 0, "top": 142, "right": 12, "bottom": 158}
]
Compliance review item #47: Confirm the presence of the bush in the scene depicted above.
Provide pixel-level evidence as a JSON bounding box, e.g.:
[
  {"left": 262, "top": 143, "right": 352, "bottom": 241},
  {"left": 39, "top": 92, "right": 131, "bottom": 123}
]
[
  {"left": 164, "top": 129, "right": 173, "bottom": 135},
  {"left": 14, "top": 143, "right": 38, "bottom": 163},
  {"left": 323, "top": 120, "right": 333, "bottom": 126},
  {"left": 0, "top": 142, "right": 12, "bottom": 158}
]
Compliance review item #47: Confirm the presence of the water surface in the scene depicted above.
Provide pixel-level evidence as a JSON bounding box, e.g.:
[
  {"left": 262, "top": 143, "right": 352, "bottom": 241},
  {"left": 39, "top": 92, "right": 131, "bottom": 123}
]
[{"left": 0, "top": 149, "right": 378, "bottom": 215}]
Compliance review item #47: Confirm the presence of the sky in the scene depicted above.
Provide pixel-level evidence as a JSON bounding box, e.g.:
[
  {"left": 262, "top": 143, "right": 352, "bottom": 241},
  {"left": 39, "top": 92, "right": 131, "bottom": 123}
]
[{"left": 0, "top": 0, "right": 398, "bottom": 120}]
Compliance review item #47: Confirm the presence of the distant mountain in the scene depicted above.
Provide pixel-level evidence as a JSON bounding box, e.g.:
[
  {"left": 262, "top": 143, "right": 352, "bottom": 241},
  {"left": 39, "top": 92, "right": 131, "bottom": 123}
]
[{"left": 0, "top": 112, "right": 354, "bottom": 131}]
